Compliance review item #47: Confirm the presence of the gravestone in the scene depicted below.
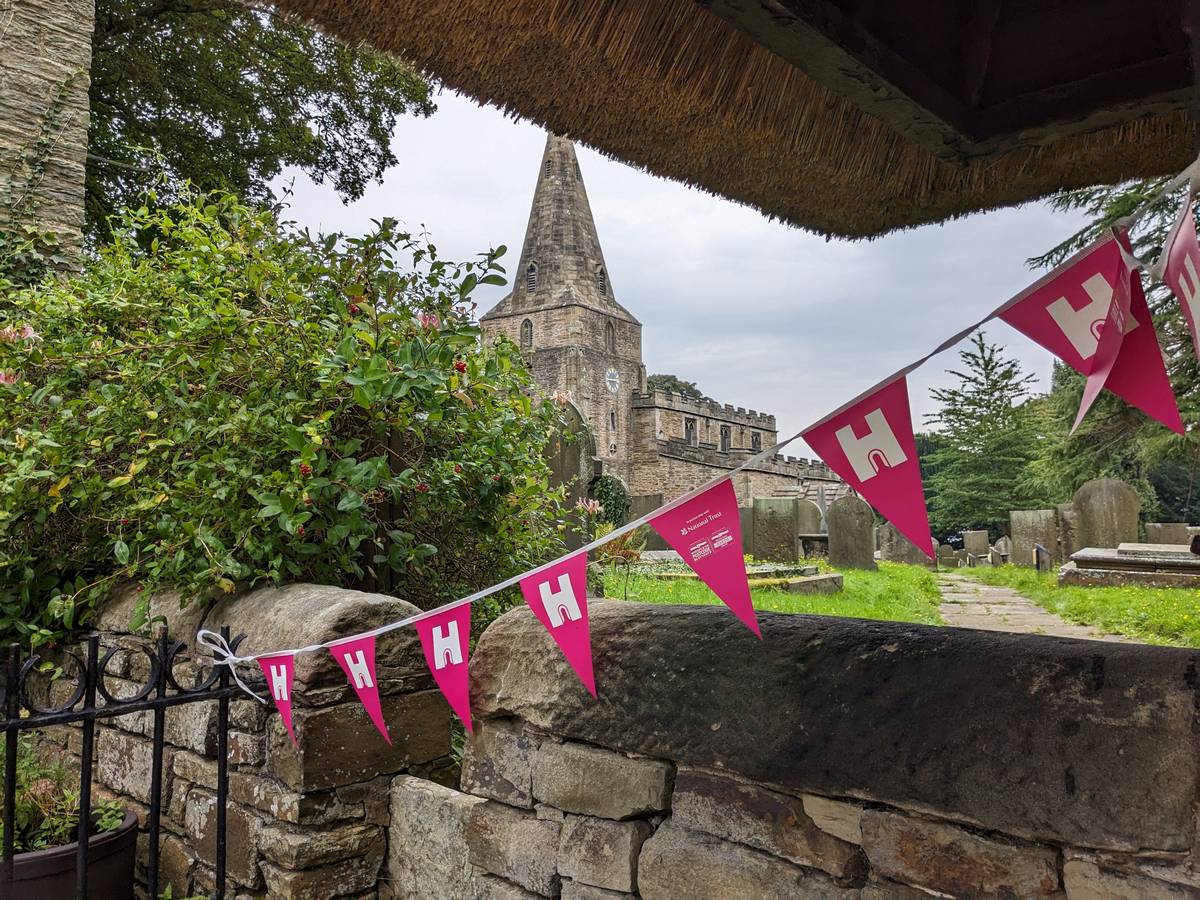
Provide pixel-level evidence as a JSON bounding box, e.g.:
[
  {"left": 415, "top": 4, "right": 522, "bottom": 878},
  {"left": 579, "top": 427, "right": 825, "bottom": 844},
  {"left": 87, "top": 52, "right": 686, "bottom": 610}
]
[
  {"left": 1145, "top": 522, "right": 1191, "bottom": 545},
  {"left": 739, "top": 506, "right": 755, "bottom": 559},
  {"left": 826, "top": 496, "right": 876, "bottom": 570},
  {"left": 963, "top": 530, "right": 990, "bottom": 557},
  {"left": 1011, "top": 510, "right": 1057, "bottom": 567},
  {"left": 937, "top": 544, "right": 958, "bottom": 568},
  {"left": 878, "top": 522, "right": 931, "bottom": 566},
  {"left": 546, "top": 403, "right": 596, "bottom": 550},
  {"left": 796, "top": 498, "right": 823, "bottom": 535},
  {"left": 994, "top": 536, "right": 1012, "bottom": 560},
  {"left": 1057, "top": 503, "right": 1080, "bottom": 559},
  {"left": 630, "top": 493, "right": 667, "bottom": 551},
  {"left": 1073, "top": 478, "right": 1139, "bottom": 550},
  {"left": 988, "top": 548, "right": 1003, "bottom": 566},
  {"left": 752, "top": 498, "right": 800, "bottom": 563}
]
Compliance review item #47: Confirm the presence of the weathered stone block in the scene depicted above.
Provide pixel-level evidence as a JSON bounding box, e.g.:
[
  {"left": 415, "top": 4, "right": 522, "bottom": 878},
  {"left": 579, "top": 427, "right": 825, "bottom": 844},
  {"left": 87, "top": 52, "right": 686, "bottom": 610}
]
[
  {"left": 164, "top": 700, "right": 219, "bottom": 756},
  {"left": 671, "top": 769, "right": 862, "bottom": 880},
  {"left": 1011, "top": 509, "right": 1058, "bottom": 566},
  {"left": 801, "top": 794, "right": 863, "bottom": 845},
  {"left": 474, "top": 601, "right": 1200, "bottom": 852},
  {"left": 267, "top": 690, "right": 450, "bottom": 791},
  {"left": 860, "top": 810, "right": 1059, "bottom": 897},
  {"left": 877, "top": 522, "right": 930, "bottom": 566},
  {"left": 1145, "top": 523, "right": 1191, "bottom": 545},
  {"left": 558, "top": 814, "right": 651, "bottom": 892},
  {"left": 752, "top": 498, "right": 800, "bottom": 563},
  {"left": 257, "top": 821, "right": 380, "bottom": 869},
  {"left": 1062, "top": 859, "right": 1194, "bottom": 899},
  {"left": 963, "top": 530, "right": 990, "bottom": 556},
  {"left": 96, "top": 728, "right": 170, "bottom": 804},
  {"left": 470, "top": 870, "right": 543, "bottom": 899},
  {"left": 1073, "top": 477, "right": 1139, "bottom": 550},
  {"left": 259, "top": 833, "right": 385, "bottom": 900},
  {"left": 561, "top": 880, "right": 634, "bottom": 898},
  {"left": 638, "top": 823, "right": 857, "bottom": 899},
  {"left": 532, "top": 740, "right": 672, "bottom": 820},
  {"left": 389, "top": 775, "right": 485, "bottom": 900},
  {"left": 228, "top": 731, "right": 265, "bottom": 767},
  {"left": 183, "top": 789, "right": 262, "bottom": 888},
  {"left": 466, "top": 801, "right": 561, "bottom": 895},
  {"left": 462, "top": 718, "right": 538, "bottom": 807}
]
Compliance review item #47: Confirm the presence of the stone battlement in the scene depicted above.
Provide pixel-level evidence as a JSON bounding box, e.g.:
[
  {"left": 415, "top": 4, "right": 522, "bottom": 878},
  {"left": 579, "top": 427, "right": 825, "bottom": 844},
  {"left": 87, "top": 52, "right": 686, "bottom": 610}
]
[
  {"left": 633, "top": 390, "right": 776, "bottom": 430},
  {"left": 658, "top": 437, "right": 837, "bottom": 480}
]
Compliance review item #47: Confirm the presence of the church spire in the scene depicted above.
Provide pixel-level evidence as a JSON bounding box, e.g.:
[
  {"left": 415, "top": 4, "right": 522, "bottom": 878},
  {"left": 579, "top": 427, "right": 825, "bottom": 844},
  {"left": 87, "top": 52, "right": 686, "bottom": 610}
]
[{"left": 510, "top": 134, "right": 630, "bottom": 318}]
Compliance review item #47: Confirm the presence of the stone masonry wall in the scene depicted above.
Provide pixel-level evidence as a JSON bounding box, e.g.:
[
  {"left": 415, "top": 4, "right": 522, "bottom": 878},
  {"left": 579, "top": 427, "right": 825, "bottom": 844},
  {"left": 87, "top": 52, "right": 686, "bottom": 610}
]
[
  {"left": 0, "top": 0, "right": 93, "bottom": 256},
  {"left": 390, "top": 599, "right": 1200, "bottom": 899},
  {"left": 40, "top": 583, "right": 453, "bottom": 899}
]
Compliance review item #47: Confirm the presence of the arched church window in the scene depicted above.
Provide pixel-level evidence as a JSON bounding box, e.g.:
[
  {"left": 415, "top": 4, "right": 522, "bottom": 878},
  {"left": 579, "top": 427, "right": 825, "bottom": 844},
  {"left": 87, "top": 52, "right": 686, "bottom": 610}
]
[
  {"left": 605, "top": 321, "right": 615, "bottom": 353},
  {"left": 520, "top": 318, "right": 533, "bottom": 350},
  {"left": 526, "top": 263, "right": 538, "bottom": 293},
  {"left": 720, "top": 426, "right": 731, "bottom": 452},
  {"left": 597, "top": 268, "right": 607, "bottom": 295},
  {"left": 609, "top": 410, "right": 617, "bottom": 431},
  {"left": 751, "top": 431, "right": 762, "bottom": 452}
]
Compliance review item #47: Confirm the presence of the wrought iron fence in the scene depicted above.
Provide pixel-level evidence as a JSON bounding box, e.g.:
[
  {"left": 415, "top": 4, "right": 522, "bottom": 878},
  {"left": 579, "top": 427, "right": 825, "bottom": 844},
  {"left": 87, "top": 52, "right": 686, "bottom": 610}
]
[{"left": 0, "top": 626, "right": 241, "bottom": 900}]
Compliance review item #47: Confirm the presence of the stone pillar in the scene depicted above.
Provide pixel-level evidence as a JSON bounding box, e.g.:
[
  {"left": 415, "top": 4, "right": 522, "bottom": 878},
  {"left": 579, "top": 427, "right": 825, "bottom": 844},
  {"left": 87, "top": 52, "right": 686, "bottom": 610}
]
[{"left": 0, "top": 0, "right": 93, "bottom": 260}]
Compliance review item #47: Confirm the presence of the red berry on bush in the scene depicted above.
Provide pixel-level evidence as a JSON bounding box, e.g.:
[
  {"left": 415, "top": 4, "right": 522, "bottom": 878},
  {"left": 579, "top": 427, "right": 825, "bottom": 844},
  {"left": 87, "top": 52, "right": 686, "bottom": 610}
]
[
  {"left": 454, "top": 464, "right": 463, "bottom": 474},
  {"left": 299, "top": 463, "right": 312, "bottom": 476},
  {"left": 349, "top": 303, "right": 360, "bottom": 315},
  {"left": 416, "top": 483, "right": 430, "bottom": 493},
  {"left": 454, "top": 359, "right": 467, "bottom": 373},
  {"left": 297, "top": 525, "right": 306, "bottom": 536},
  {"left": 492, "top": 474, "right": 501, "bottom": 483}
]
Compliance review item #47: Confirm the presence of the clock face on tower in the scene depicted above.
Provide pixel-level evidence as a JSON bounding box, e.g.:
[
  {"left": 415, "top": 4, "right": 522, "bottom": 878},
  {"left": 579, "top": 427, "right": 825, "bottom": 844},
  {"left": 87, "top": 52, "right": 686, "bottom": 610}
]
[{"left": 605, "top": 368, "right": 620, "bottom": 393}]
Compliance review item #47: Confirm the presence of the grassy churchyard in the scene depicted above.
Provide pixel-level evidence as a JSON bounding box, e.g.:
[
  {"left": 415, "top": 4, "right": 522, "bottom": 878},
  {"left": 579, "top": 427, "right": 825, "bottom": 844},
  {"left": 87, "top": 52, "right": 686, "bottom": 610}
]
[
  {"left": 603, "top": 561, "right": 944, "bottom": 625},
  {"left": 958, "top": 565, "right": 1200, "bottom": 648}
]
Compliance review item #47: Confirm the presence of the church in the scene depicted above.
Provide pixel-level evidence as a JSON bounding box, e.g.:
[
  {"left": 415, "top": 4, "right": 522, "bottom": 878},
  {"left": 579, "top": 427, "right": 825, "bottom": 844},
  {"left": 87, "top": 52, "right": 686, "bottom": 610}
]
[{"left": 480, "top": 135, "right": 845, "bottom": 507}]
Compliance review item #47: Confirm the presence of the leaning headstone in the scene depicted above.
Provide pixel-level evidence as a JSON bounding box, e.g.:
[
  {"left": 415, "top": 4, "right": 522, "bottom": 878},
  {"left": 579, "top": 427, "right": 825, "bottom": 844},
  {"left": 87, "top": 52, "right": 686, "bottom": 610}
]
[
  {"left": 1073, "top": 477, "right": 1139, "bottom": 549},
  {"left": 827, "top": 496, "right": 876, "bottom": 570},
  {"left": 752, "top": 498, "right": 800, "bottom": 563},
  {"left": 963, "top": 530, "right": 990, "bottom": 557},
  {"left": 1145, "top": 522, "right": 1191, "bottom": 545},
  {"left": 878, "top": 522, "right": 931, "bottom": 566},
  {"left": 988, "top": 548, "right": 1003, "bottom": 566},
  {"left": 1011, "top": 509, "right": 1058, "bottom": 567},
  {"left": 994, "top": 535, "right": 1013, "bottom": 559},
  {"left": 630, "top": 493, "right": 667, "bottom": 551},
  {"left": 937, "top": 544, "right": 957, "bottom": 568},
  {"left": 796, "top": 499, "right": 823, "bottom": 555}
]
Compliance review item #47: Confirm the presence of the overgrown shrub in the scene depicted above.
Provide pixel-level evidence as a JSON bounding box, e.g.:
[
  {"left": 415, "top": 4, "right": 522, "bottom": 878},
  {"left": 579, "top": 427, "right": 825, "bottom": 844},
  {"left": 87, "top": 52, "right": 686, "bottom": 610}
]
[{"left": 0, "top": 188, "right": 567, "bottom": 647}]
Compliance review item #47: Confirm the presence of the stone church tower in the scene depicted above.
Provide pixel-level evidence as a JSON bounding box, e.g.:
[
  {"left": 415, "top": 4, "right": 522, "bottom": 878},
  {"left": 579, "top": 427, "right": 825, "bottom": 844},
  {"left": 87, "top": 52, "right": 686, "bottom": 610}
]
[{"left": 480, "top": 134, "right": 645, "bottom": 485}]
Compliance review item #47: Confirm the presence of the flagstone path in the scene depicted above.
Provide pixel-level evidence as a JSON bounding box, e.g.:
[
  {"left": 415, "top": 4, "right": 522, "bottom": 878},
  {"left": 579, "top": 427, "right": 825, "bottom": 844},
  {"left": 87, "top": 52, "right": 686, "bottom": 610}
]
[{"left": 937, "top": 572, "right": 1128, "bottom": 641}]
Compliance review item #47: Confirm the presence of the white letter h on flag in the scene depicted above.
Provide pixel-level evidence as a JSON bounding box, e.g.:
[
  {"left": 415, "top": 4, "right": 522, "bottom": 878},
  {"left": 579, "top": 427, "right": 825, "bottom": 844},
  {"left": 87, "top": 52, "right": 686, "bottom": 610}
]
[
  {"left": 538, "top": 573, "right": 582, "bottom": 628},
  {"left": 267, "top": 664, "right": 289, "bottom": 701},
  {"left": 432, "top": 621, "right": 463, "bottom": 669},
  {"left": 835, "top": 408, "right": 907, "bottom": 482},
  {"left": 341, "top": 650, "right": 374, "bottom": 689}
]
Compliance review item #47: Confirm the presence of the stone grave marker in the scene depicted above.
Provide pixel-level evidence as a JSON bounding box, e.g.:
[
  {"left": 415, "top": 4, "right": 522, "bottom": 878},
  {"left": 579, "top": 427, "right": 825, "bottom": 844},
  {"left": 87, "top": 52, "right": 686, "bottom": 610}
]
[
  {"left": 963, "top": 530, "right": 990, "bottom": 557},
  {"left": 1057, "top": 503, "right": 1080, "bottom": 559},
  {"left": 827, "top": 496, "right": 876, "bottom": 570},
  {"left": 1145, "top": 523, "right": 1190, "bottom": 545},
  {"left": 1011, "top": 510, "right": 1057, "bottom": 567},
  {"left": 752, "top": 498, "right": 800, "bottom": 563},
  {"left": 1073, "top": 478, "right": 1139, "bottom": 549},
  {"left": 878, "top": 522, "right": 931, "bottom": 566}
]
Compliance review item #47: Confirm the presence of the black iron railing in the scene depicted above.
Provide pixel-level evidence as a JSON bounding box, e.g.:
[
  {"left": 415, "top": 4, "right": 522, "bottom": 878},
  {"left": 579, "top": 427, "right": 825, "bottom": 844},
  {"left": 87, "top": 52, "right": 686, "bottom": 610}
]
[{"left": 0, "top": 626, "right": 241, "bottom": 900}]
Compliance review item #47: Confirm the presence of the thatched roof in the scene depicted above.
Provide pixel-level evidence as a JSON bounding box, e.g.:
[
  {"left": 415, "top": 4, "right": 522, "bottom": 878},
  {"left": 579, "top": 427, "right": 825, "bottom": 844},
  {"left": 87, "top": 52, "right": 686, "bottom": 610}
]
[{"left": 271, "top": 0, "right": 1195, "bottom": 238}]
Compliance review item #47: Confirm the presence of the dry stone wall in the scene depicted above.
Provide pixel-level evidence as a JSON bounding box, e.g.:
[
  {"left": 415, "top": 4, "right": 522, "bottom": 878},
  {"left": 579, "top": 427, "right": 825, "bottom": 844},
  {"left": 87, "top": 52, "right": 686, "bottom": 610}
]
[
  {"left": 41, "top": 583, "right": 453, "bottom": 898},
  {"left": 388, "top": 599, "right": 1200, "bottom": 899}
]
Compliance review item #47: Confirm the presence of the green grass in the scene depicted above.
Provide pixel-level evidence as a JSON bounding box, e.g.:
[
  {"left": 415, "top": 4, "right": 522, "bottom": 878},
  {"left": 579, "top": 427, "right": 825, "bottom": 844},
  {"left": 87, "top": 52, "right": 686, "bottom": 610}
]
[
  {"left": 959, "top": 566, "right": 1200, "bottom": 647},
  {"left": 602, "top": 561, "right": 943, "bottom": 625}
]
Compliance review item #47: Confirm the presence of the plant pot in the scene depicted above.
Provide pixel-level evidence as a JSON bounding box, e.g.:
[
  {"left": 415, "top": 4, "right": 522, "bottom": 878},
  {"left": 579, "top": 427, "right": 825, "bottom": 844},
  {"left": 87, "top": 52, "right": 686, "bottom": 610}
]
[{"left": 1, "top": 810, "right": 137, "bottom": 899}]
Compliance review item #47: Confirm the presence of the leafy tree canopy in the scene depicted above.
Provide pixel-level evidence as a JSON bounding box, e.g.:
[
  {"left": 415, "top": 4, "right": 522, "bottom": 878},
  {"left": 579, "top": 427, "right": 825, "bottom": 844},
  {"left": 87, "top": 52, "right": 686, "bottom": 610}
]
[
  {"left": 646, "top": 373, "right": 705, "bottom": 399},
  {"left": 87, "top": 0, "right": 434, "bottom": 240},
  {"left": 0, "top": 186, "right": 566, "bottom": 648}
]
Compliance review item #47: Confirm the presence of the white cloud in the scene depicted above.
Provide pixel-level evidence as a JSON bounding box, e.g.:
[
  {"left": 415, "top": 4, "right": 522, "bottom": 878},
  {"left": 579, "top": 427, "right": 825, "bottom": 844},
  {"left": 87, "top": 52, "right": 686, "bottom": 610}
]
[{"left": 275, "top": 88, "right": 1091, "bottom": 443}]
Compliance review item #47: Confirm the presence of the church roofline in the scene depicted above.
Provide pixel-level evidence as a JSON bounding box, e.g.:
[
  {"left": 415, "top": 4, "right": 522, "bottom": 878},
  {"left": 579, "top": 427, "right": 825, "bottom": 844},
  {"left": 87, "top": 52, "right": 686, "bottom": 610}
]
[{"left": 480, "top": 290, "right": 641, "bottom": 325}]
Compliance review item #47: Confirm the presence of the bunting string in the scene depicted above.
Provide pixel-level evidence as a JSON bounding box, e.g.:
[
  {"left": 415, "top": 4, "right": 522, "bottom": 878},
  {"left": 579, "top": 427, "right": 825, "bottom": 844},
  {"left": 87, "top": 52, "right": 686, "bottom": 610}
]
[{"left": 199, "top": 151, "right": 1200, "bottom": 723}]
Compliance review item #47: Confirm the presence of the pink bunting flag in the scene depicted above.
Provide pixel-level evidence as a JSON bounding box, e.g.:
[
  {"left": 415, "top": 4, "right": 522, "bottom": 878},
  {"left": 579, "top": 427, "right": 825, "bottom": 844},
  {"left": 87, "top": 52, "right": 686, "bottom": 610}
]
[
  {"left": 1162, "top": 193, "right": 1200, "bottom": 361},
  {"left": 802, "top": 375, "right": 934, "bottom": 559},
  {"left": 414, "top": 603, "right": 473, "bottom": 731},
  {"left": 1001, "top": 234, "right": 1183, "bottom": 434},
  {"left": 329, "top": 634, "right": 391, "bottom": 744},
  {"left": 256, "top": 653, "right": 297, "bottom": 746},
  {"left": 519, "top": 551, "right": 595, "bottom": 696},
  {"left": 649, "top": 479, "right": 759, "bottom": 636}
]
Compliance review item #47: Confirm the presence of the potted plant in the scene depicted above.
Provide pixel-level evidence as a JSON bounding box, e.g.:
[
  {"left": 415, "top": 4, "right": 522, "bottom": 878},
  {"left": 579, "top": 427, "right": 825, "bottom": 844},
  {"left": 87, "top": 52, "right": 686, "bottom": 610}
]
[{"left": 0, "top": 733, "right": 137, "bottom": 899}]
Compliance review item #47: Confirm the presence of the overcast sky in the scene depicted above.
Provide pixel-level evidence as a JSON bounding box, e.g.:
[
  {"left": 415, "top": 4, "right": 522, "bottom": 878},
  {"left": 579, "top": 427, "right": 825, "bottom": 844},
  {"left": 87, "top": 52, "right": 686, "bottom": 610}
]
[{"left": 275, "top": 89, "right": 1092, "bottom": 443}]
